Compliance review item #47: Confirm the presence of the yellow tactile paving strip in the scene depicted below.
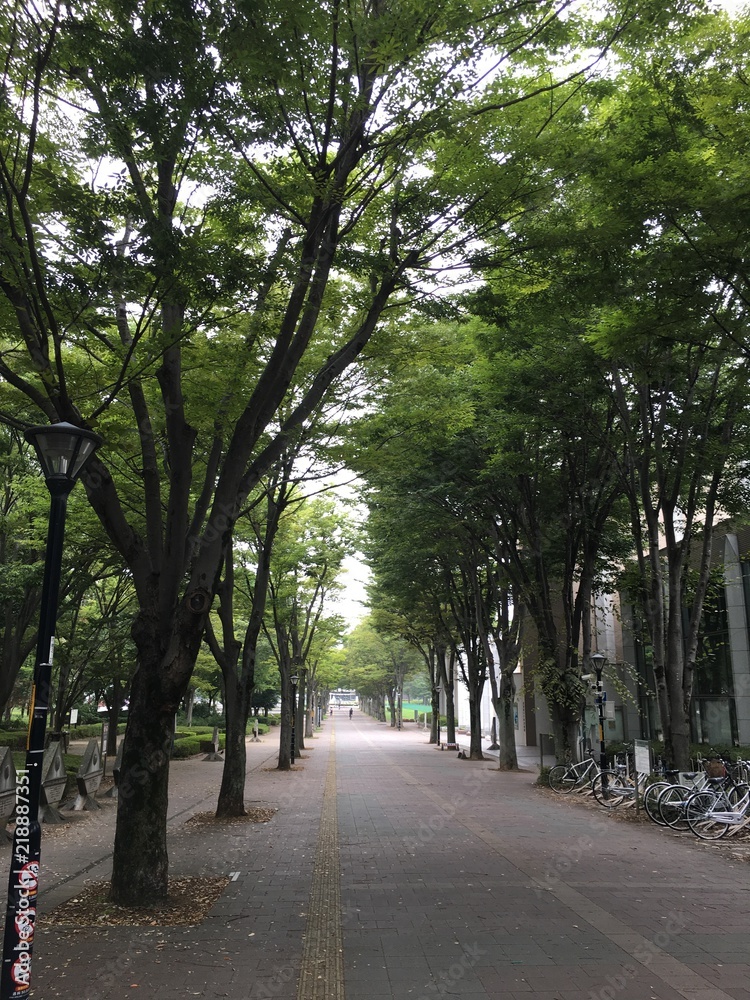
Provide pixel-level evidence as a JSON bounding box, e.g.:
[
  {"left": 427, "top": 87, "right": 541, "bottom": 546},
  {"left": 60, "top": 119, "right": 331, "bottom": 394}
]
[{"left": 297, "top": 726, "right": 345, "bottom": 1000}]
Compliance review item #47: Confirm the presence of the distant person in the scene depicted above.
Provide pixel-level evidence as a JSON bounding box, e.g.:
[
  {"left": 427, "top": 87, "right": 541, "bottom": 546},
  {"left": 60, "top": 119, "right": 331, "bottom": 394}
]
[{"left": 349, "top": 707, "right": 353, "bottom": 719}]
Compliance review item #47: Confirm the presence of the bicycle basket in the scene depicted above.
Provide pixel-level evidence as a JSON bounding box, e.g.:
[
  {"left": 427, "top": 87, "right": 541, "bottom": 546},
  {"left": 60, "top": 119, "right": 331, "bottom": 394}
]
[{"left": 704, "top": 759, "right": 726, "bottom": 778}]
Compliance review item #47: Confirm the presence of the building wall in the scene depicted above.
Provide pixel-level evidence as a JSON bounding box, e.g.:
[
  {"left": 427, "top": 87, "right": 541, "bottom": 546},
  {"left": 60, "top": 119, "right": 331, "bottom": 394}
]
[{"left": 449, "top": 663, "right": 527, "bottom": 745}]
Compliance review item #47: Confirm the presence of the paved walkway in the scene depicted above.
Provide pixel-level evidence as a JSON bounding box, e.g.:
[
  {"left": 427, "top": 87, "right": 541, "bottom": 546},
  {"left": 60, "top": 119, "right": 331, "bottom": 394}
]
[{"left": 12, "top": 711, "right": 750, "bottom": 999}]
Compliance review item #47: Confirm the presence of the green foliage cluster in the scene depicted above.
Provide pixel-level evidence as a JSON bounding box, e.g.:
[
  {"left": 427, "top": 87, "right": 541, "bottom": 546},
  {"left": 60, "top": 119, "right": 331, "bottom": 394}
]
[
  {"left": 69, "top": 723, "right": 127, "bottom": 740},
  {"left": 0, "top": 731, "right": 28, "bottom": 750},
  {"left": 171, "top": 730, "right": 227, "bottom": 759}
]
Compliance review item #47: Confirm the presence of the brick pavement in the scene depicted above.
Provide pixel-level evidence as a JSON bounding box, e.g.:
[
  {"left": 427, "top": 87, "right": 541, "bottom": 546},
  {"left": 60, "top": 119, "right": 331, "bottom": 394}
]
[{"left": 6, "top": 711, "right": 749, "bottom": 999}]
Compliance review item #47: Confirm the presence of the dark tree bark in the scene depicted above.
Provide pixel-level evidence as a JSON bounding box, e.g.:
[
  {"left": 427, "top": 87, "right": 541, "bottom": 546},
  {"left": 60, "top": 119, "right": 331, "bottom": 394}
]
[
  {"left": 444, "top": 553, "right": 487, "bottom": 760},
  {"left": 438, "top": 647, "right": 457, "bottom": 745},
  {"left": 481, "top": 582, "right": 523, "bottom": 771},
  {"left": 386, "top": 686, "right": 396, "bottom": 728},
  {"left": 110, "top": 601, "right": 204, "bottom": 903},
  {"left": 206, "top": 475, "right": 285, "bottom": 816}
]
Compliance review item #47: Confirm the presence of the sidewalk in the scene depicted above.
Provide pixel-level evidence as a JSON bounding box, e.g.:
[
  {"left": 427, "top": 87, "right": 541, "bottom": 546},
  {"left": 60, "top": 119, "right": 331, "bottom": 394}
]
[{"left": 12, "top": 713, "right": 750, "bottom": 999}]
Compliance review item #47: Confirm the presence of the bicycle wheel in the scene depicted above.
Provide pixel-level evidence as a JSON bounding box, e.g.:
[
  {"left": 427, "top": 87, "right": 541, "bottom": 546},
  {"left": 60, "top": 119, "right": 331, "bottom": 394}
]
[
  {"left": 549, "top": 765, "right": 575, "bottom": 792},
  {"left": 643, "top": 781, "right": 671, "bottom": 825},
  {"left": 726, "top": 782, "right": 750, "bottom": 809},
  {"left": 658, "top": 784, "right": 693, "bottom": 830},
  {"left": 685, "top": 790, "right": 730, "bottom": 840},
  {"left": 591, "top": 771, "right": 627, "bottom": 807}
]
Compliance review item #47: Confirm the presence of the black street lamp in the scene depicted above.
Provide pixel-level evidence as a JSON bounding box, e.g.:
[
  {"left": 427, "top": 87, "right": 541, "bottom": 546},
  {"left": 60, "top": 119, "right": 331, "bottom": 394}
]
[
  {"left": 1, "top": 422, "right": 101, "bottom": 1000},
  {"left": 591, "top": 652, "right": 607, "bottom": 776},
  {"left": 290, "top": 674, "right": 299, "bottom": 764}
]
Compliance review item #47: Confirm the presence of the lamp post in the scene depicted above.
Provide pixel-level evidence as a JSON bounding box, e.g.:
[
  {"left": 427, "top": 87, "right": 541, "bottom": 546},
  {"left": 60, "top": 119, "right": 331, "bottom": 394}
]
[
  {"left": 1, "top": 423, "right": 101, "bottom": 1000},
  {"left": 290, "top": 674, "right": 299, "bottom": 764},
  {"left": 591, "top": 652, "right": 607, "bottom": 776}
]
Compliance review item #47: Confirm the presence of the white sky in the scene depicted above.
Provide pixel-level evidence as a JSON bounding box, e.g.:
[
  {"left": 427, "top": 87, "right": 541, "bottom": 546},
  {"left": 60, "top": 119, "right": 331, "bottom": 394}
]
[{"left": 332, "top": 554, "right": 371, "bottom": 630}]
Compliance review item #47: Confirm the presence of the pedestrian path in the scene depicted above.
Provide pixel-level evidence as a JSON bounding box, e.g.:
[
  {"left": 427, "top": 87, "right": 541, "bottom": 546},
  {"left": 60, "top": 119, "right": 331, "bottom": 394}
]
[{"left": 15, "top": 712, "right": 750, "bottom": 999}]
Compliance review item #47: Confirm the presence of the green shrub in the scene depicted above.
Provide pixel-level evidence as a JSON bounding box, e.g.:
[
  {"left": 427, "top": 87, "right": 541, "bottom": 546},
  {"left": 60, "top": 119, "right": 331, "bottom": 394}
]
[
  {"left": 422, "top": 713, "right": 447, "bottom": 727},
  {"left": 3, "top": 719, "right": 28, "bottom": 732},
  {"left": 0, "top": 730, "right": 28, "bottom": 749},
  {"left": 69, "top": 723, "right": 127, "bottom": 740},
  {"left": 171, "top": 733, "right": 226, "bottom": 759}
]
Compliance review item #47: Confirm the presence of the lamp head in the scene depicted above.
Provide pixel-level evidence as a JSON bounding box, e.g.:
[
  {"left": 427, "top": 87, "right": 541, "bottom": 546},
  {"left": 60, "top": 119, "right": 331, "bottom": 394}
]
[
  {"left": 290, "top": 673, "right": 299, "bottom": 685},
  {"left": 25, "top": 422, "right": 102, "bottom": 487},
  {"left": 590, "top": 652, "right": 606, "bottom": 678}
]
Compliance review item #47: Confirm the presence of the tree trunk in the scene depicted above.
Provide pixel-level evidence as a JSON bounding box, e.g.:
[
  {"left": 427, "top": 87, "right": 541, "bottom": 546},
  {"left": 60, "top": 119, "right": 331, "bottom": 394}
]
[
  {"left": 0, "top": 614, "right": 36, "bottom": 725},
  {"left": 52, "top": 653, "right": 70, "bottom": 732},
  {"left": 386, "top": 688, "right": 396, "bottom": 727},
  {"left": 550, "top": 710, "right": 580, "bottom": 764},
  {"left": 278, "top": 671, "right": 294, "bottom": 770},
  {"left": 110, "top": 675, "right": 174, "bottom": 905},
  {"left": 184, "top": 687, "right": 195, "bottom": 727},
  {"left": 109, "top": 601, "right": 203, "bottom": 905},
  {"left": 467, "top": 691, "right": 484, "bottom": 760},
  {"left": 305, "top": 685, "right": 314, "bottom": 738},
  {"left": 666, "top": 607, "right": 691, "bottom": 770},
  {"left": 430, "top": 682, "right": 440, "bottom": 744},
  {"left": 496, "top": 670, "right": 518, "bottom": 770},
  {"left": 438, "top": 647, "right": 457, "bottom": 744},
  {"left": 216, "top": 676, "right": 253, "bottom": 817}
]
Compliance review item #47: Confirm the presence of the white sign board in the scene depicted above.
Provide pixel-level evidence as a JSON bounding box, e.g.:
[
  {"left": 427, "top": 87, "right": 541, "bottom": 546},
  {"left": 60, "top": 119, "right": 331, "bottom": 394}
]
[{"left": 634, "top": 739, "right": 652, "bottom": 775}]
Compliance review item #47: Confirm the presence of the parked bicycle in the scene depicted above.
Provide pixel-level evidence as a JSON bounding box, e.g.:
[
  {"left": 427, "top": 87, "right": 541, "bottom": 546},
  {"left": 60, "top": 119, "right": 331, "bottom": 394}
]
[
  {"left": 548, "top": 751, "right": 602, "bottom": 793},
  {"left": 655, "top": 775, "right": 705, "bottom": 829},
  {"left": 685, "top": 778, "right": 750, "bottom": 840},
  {"left": 591, "top": 764, "right": 652, "bottom": 809},
  {"left": 643, "top": 754, "right": 748, "bottom": 832}
]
